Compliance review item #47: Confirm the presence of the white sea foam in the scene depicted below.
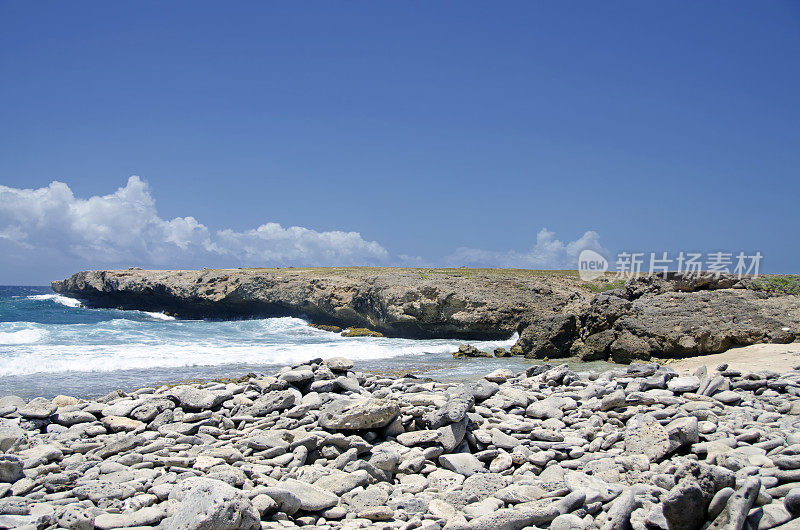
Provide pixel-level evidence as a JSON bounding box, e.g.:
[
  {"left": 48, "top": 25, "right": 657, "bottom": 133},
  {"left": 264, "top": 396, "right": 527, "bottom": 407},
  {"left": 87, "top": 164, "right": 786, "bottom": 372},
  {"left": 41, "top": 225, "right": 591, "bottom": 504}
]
[
  {"left": 0, "top": 328, "right": 46, "bottom": 345},
  {"left": 27, "top": 294, "right": 82, "bottom": 308},
  {"left": 142, "top": 311, "right": 176, "bottom": 321},
  {"left": 0, "top": 322, "right": 518, "bottom": 377}
]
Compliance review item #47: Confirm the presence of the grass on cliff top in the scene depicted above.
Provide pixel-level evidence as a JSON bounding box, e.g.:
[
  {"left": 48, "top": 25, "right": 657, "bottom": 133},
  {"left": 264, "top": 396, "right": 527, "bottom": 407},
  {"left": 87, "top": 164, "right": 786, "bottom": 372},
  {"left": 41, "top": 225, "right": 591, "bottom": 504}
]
[
  {"left": 232, "top": 266, "right": 600, "bottom": 279},
  {"left": 748, "top": 275, "right": 800, "bottom": 295}
]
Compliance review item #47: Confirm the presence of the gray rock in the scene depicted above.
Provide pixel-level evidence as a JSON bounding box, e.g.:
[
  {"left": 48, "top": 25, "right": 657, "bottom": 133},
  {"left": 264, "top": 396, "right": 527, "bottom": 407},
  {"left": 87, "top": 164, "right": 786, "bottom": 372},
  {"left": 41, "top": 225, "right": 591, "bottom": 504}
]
[
  {"left": 662, "top": 481, "right": 705, "bottom": 530},
  {"left": 707, "top": 477, "right": 761, "bottom": 530},
  {"left": 0, "top": 454, "right": 24, "bottom": 483},
  {"left": 260, "top": 486, "right": 301, "bottom": 515},
  {"left": 246, "top": 390, "right": 299, "bottom": 416},
  {"left": 601, "top": 489, "right": 635, "bottom": 530},
  {"left": 278, "top": 478, "right": 339, "bottom": 511},
  {"left": 17, "top": 397, "right": 56, "bottom": 418},
  {"left": 551, "top": 513, "right": 592, "bottom": 530},
  {"left": 667, "top": 375, "right": 701, "bottom": 393},
  {"left": 714, "top": 390, "right": 742, "bottom": 404},
  {"left": 745, "top": 503, "right": 792, "bottom": 530},
  {"left": 318, "top": 398, "right": 399, "bottom": 430},
  {"left": 56, "top": 504, "right": 94, "bottom": 530},
  {"left": 438, "top": 418, "right": 467, "bottom": 452},
  {"left": 94, "top": 505, "right": 166, "bottom": 529},
  {"left": 397, "top": 430, "right": 441, "bottom": 446},
  {"left": 625, "top": 413, "right": 670, "bottom": 462},
  {"left": 169, "top": 386, "right": 228, "bottom": 410},
  {"left": 784, "top": 488, "right": 800, "bottom": 516},
  {"left": 0, "top": 424, "right": 25, "bottom": 452},
  {"left": 666, "top": 416, "right": 699, "bottom": 453},
  {"left": 708, "top": 487, "right": 735, "bottom": 521},
  {"left": 439, "top": 453, "right": 486, "bottom": 476},
  {"left": 166, "top": 477, "right": 260, "bottom": 530},
  {"left": 52, "top": 410, "right": 96, "bottom": 426},
  {"left": 324, "top": 357, "right": 354, "bottom": 371}
]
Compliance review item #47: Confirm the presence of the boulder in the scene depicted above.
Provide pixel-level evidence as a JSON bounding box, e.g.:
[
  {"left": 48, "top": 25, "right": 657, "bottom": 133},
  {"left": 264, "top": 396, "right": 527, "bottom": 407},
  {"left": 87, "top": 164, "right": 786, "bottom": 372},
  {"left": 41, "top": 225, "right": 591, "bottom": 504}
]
[
  {"left": 318, "top": 398, "right": 399, "bottom": 430},
  {"left": 166, "top": 477, "right": 260, "bottom": 530}
]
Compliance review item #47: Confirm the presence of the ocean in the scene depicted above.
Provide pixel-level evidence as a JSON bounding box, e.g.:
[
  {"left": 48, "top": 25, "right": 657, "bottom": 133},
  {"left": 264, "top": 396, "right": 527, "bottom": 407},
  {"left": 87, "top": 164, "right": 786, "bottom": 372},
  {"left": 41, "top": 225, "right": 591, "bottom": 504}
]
[{"left": 0, "top": 286, "right": 618, "bottom": 399}]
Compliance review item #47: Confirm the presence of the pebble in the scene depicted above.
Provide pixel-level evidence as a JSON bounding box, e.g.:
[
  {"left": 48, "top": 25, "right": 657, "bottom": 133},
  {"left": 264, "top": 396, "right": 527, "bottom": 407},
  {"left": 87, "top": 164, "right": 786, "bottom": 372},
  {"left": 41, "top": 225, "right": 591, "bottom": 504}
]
[{"left": 0, "top": 358, "right": 797, "bottom": 529}]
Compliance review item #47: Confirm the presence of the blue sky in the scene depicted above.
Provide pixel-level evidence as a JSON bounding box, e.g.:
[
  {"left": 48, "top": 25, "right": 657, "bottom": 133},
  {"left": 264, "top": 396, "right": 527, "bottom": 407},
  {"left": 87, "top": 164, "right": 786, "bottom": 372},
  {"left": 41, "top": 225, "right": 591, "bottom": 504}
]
[{"left": 1, "top": 1, "right": 799, "bottom": 284}]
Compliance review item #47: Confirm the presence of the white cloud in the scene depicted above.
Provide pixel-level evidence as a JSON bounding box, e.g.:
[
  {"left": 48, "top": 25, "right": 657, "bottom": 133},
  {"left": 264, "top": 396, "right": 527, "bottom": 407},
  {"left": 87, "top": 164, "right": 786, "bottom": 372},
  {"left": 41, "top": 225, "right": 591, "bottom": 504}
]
[
  {"left": 0, "top": 176, "right": 606, "bottom": 282},
  {"left": 446, "top": 228, "right": 608, "bottom": 269},
  {"left": 0, "top": 176, "right": 389, "bottom": 270}
]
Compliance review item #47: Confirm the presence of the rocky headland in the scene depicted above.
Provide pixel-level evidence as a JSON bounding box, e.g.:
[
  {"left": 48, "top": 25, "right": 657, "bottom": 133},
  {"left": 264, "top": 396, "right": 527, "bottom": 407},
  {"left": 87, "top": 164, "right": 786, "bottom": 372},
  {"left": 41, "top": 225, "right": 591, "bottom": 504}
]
[
  {"left": 52, "top": 268, "right": 800, "bottom": 363},
  {"left": 2, "top": 357, "right": 800, "bottom": 529}
]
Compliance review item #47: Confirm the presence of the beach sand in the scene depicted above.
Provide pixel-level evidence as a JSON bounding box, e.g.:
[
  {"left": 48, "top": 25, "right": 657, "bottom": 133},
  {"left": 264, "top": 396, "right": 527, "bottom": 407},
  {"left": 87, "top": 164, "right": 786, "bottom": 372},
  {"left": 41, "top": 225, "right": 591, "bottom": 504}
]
[{"left": 664, "top": 342, "right": 800, "bottom": 374}]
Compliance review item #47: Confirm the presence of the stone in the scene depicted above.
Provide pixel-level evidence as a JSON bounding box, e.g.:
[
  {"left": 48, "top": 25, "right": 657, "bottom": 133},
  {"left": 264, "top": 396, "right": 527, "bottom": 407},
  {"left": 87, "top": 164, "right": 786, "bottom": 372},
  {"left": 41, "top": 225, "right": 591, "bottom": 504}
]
[
  {"left": 358, "top": 506, "right": 394, "bottom": 521},
  {"left": 166, "top": 477, "right": 260, "bottom": 530},
  {"left": 785, "top": 488, "right": 800, "bottom": 516},
  {"left": 52, "top": 410, "right": 96, "bottom": 426},
  {"left": 485, "top": 368, "right": 514, "bottom": 383},
  {"left": 246, "top": 390, "right": 299, "bottom": 416},
  {"left": 707, "top": 477, "right": 761, "bottom": 530},
  {"left": 56, "top": 504, "right": 94, "bottom": 530},
  {"left": 101, "top": 415, "right": 145, "bottom": 432},
  {"left": 397, "top": 430, "right": 441, "bottom": 446},
  {"left": 318, "top": 398, "right": 399, "bottom": 430},
  {"left": 746, "top": 503, "right": 792, "bottom": 530},
  {"left": 0, "top": 454, "right": 24, "bottom": 483},
  {"left": 278, "top": 478, "right": 339, "bottom": 511},
  {"left": 438, "top": 453, "right": 486, "bottom": 476},
  {"left": 662, "top": 481, "right": 705, "bottom": 530},
  {"left": 708, "top": 487, "right": 735, "bottom": 521},
  {"left": 666, "top": 416, "right": 699, "bottom": 452},
  {"left": 624, "top": 413, "right": 671, "bottom": 462},
  {"left": 94, "top": 506, "right": 166, "bottom": 529},
  {"left": 324, "top": 357, "right": 354, "bottom": 371},
  {"left": 667, "top": 375, "right": 701, "bottom": 393},
  {"left": 17, "top": 398, "right": 56, "bottom": 419},
  {"left": 260, "top": 487, "right": 302, "bottom": 515},
  {"left": 169, "top": 386, "right": 229, "bottom": 410},
  {"left": 313, "top": 469, "right": 370, "bottom": 495},
  {"left": 601, "top": 489, "right": 636, "bottom": 530},
  {"left": 0, "top": 424, "right": 25, "bottom": 452},
  {"left": 714, "top": 390, "right": 742, "bottom": 404}
]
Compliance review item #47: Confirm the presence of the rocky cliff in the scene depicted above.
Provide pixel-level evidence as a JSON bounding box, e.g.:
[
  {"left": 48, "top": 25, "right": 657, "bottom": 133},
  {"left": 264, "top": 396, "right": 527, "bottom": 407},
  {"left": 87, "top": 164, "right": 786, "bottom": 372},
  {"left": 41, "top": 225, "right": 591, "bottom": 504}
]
[{"left": 52, "top": 268, "right": 800, "bottom": 363}]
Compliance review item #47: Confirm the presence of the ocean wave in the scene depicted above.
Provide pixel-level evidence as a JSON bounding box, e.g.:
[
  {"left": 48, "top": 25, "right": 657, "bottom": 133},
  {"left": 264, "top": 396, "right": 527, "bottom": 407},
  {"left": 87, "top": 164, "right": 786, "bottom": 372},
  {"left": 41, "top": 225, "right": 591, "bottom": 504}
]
[
  {"left": 0, "top": 328, "right": 46, "bottom": 345},
  {"left": 0, "top": 332, "right": 518, "bottom": 377},
  {"left": 27, "top": 294, "right": 82, "bottom": 308},
  {"left": 142, "top": 311, "right": 176, "bottom": 321}
]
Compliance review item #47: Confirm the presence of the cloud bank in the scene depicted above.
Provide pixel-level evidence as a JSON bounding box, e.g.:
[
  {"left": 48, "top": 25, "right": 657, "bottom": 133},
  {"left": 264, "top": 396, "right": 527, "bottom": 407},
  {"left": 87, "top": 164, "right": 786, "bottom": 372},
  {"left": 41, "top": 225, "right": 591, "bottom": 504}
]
[
  {"left": 446, "top": 229, "right": 607, "bottom": 269},
  {"left": 0, "top": 176, "right": 389, "bottom": 271},
  {"left": 0, "top": 176, "right": 606, "bottom": 282}
]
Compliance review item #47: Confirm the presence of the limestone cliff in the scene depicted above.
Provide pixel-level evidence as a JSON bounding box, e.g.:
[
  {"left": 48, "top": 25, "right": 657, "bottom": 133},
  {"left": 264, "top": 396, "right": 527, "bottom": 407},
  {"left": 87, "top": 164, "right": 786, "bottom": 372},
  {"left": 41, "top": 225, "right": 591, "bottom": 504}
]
[{"left": 52, "top": 268, "right": 800, "bottom": 362}]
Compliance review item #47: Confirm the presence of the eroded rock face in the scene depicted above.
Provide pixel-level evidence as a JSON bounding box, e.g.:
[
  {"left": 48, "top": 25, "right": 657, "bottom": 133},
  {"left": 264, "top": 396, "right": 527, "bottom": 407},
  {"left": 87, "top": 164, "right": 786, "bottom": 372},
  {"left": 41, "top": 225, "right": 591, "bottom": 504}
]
[{"left": 52, "top": 269, "right": 800, "bottom": 362}]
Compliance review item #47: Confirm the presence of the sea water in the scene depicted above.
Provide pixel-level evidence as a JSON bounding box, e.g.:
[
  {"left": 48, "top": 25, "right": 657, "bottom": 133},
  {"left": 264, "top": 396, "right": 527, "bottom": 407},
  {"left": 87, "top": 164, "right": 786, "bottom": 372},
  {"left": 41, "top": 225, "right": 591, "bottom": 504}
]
[{"left": 0, "top": 286, "right": 616, "bottom": 398}]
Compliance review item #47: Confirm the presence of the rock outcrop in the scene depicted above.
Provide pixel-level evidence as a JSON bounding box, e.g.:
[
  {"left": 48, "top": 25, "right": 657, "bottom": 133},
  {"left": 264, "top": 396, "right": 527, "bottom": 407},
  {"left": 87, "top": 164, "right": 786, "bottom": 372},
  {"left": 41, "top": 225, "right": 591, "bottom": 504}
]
[{"left": 52, "top": 269, "right": 800, "bottom": 362}]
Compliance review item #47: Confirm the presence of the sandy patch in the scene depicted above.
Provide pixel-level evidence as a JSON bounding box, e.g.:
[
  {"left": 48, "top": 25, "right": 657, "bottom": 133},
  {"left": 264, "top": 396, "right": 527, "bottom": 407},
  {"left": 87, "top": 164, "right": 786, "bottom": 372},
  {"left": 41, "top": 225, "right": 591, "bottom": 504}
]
[{"left": 663, "top": 342, "right": 800, "bottom": 375}]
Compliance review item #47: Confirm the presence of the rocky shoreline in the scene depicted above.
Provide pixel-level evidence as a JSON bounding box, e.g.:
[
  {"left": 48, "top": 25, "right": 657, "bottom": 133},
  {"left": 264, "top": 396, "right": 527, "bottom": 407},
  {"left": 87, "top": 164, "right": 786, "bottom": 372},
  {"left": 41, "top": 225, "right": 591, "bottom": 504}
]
[
  {"left": 2, "top": 358, "right": 800, "bottom": 529},
  {"left": 51, "top": 268, "right": 800, "bottom": 363}
]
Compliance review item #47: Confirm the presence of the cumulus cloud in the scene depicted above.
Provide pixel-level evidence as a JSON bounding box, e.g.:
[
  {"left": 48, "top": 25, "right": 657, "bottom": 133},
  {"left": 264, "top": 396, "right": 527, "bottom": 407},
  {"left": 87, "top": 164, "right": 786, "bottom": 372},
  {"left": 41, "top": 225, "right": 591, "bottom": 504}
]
[
  {"left": 0, "top": 176, "right": 389, "bottom": 270},
  {"left": 0, "top": 176, "right": 606, "bottom": 282},
  {"left": 446, "top": 228, "right": 608, "bottom": 269}
]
